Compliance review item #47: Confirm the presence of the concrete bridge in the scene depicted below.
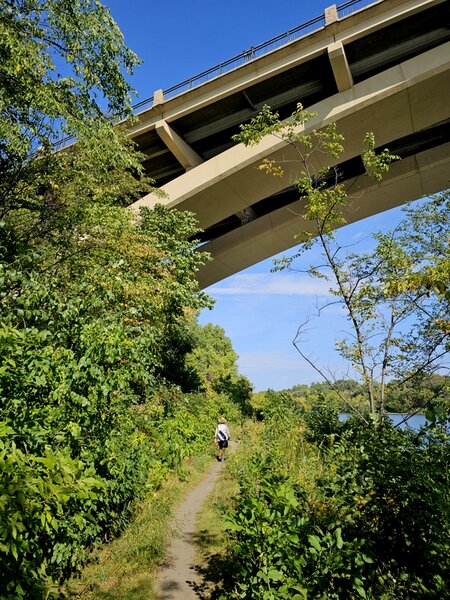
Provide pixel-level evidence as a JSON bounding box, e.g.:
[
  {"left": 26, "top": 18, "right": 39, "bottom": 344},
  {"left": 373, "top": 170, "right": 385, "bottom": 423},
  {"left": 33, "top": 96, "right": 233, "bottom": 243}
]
[{"left": 129, "top": 0, "right": 450, "bottom": 288}]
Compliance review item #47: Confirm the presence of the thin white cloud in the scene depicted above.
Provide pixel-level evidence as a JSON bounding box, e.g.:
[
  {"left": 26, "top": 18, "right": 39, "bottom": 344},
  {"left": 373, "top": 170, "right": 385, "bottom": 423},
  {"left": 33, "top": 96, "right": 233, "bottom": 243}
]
[
  {"left": 238, "top": 349, "right": 359, "bottom": 390},
  {"left": 238, "top": 350, "right": 306, "bottom": 372},
  {"left": 207, "top": 273, "right": 331, "bottom": 297}
]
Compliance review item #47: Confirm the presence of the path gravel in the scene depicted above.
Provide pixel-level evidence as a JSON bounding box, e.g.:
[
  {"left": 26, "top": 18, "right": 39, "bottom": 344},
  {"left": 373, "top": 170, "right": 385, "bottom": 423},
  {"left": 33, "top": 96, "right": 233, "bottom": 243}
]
[{"left": 155, "top": 459, "right": 223, "bottom": 600}]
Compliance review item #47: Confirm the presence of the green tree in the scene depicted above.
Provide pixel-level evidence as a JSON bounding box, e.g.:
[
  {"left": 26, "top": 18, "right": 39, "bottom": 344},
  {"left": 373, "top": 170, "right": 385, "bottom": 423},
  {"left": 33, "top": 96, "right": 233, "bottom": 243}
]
[
  {"left": 0, "top": 2, "right": 214, "bottom": 597},
  {"left": 387, "top": 190, "right": 450, "bottom": 308},
  {"left": 385, "top": 374, "right": 449, "bottom": 413},
  {"left": 187, "top": 323, "right": 241, "bottom": 390},
  {"left": 1, "top": 1, "right": 156, "bottom": 254},
  {"left": 0, "top": 0, "right": 139, "bottom": 156},
  {"left": 185, "top": 323, "right": 253, "bottom": 411},
  {"left": 234, "top": 104, "right": 449, "bottom": 419}
]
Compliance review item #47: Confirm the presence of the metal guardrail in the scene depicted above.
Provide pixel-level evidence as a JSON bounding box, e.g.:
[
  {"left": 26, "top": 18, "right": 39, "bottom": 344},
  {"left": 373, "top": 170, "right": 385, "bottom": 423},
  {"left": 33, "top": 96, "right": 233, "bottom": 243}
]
[
  {"left": 57, "top": 0, "right": 380, "bottom": 149},
  {"left": 133, "top": 0, "right": 379, "bottom": 112},
  {"left": 153, "top": 14, "right": 325, "bottom": 105},
  {"left": 337, "top": 0, "right": 379, "bottom": 18}
]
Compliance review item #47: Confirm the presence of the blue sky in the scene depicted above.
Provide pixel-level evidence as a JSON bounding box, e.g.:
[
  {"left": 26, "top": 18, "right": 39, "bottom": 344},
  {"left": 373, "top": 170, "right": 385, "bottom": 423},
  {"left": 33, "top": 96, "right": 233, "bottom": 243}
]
[
  {"left": 105, "top": 0, "right": 413, "bottom": 391},
  {"left": 197, "top": 213, "right": 404, "bottom": 391}
]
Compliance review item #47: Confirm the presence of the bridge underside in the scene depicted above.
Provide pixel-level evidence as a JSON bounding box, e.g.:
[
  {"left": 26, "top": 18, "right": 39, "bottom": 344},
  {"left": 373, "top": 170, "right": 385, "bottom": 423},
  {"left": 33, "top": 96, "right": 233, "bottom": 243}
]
[{"left": 129, "top": 0, "right": 450, "bottom": 288}]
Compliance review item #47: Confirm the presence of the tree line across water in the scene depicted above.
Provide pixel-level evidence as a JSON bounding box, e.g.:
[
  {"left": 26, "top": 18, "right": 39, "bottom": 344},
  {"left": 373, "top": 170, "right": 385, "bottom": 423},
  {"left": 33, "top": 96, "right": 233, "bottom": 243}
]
[{"left": 255, "top": 375, "right": 450, "bottom": 416}]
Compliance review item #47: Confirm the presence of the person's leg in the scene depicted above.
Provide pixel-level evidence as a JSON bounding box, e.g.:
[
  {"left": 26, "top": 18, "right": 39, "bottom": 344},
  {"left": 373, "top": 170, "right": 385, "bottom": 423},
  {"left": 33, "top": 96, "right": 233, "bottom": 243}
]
[
  {"left": 218, "top": 440, "right": 224, "bottom": 461},
  {"left": 221, "top": 440, "right": 228, "bottom": 461}
]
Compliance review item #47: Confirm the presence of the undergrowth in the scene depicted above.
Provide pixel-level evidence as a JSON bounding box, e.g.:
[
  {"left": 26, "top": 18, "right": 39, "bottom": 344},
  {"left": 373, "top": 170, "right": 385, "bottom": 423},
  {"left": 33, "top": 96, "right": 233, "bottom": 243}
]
[
  {"left": 63, "top": 392, "right": 244, "bottom": 599},
  {"left": 64, "top": 453, "right": 213, "bottom": 600},
  {"left": 203, "top": 391, "right": 450, "bottom": 600}
]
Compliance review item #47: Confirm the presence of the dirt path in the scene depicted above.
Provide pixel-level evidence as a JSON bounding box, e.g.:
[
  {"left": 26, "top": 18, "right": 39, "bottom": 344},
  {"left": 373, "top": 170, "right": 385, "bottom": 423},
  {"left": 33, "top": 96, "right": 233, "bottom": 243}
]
[{"left": 155, "top": 458, "right": 223, "bottom": 600}]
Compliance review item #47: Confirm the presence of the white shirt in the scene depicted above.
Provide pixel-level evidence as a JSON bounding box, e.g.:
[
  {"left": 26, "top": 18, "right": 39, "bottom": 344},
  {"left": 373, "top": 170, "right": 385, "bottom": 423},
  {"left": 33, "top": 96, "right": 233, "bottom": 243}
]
[{"left": 215, "top": 423, "right": 230, "bottom": 440}]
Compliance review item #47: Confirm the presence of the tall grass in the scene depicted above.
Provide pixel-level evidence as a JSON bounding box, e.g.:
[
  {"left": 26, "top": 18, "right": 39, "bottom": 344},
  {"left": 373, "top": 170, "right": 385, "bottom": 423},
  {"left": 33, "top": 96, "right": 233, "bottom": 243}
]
[{"left": 65, "top": 454, "right": 214, "bottom": 600}]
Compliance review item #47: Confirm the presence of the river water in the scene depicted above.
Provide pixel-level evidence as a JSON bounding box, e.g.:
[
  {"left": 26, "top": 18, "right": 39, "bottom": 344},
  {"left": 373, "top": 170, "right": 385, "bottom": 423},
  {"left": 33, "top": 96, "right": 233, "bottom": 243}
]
[
  {"left": 340, "top": 413, "right": 427, "bottom": 430},
  {"left": 388, "top": 413, "right": 427, "bottom": 429}
]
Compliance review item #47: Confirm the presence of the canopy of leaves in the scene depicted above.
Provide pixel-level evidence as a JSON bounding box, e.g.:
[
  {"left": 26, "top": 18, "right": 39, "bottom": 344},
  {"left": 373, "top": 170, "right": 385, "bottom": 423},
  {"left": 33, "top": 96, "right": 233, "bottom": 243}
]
[
  {"left": 0, "top": 0, "right": 139, "bottom": 157},
  {"left": 0, "top": 2, "right": 241, "bottom": 597},
  {"left": 185, "top": 322, "right": 253, "bottom": 412}
]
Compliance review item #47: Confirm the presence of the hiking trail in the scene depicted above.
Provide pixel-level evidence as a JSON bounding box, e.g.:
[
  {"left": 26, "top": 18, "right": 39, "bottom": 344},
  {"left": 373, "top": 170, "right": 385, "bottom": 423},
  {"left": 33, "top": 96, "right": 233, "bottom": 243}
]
[{"left": 155, "top": 457, "right": 224, "bottom": 600}]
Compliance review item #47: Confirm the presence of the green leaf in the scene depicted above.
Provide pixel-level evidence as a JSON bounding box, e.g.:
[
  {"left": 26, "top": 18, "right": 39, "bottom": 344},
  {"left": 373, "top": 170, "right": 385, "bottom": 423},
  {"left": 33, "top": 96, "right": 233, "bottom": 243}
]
[
  {"left": 335, "top": 527, "right": 343, "bottom": 549},
  {"left": 267, "top": 568, "right": 283, "bottom": 581},
  {"left": 308, "top": 534, "right": 322, "bottom": 552}
]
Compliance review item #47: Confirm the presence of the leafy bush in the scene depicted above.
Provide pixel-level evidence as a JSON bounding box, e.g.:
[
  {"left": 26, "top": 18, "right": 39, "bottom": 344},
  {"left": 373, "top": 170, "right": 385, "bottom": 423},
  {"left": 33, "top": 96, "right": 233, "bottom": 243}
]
[
  {"left": 0, "top": 207, "right": 235, "bottom": 597},
  {"left": 322, "top": 421, "right": 450, "bottom": 597},
  {"left": 223, "top": 455, "right": 372, "bottom": 600},
  {"left": 219, "top": 393, "right": 450, "bottom": 599},
  {"left": 225, "top": 457, "right": 310, "bottom": 600},
  {"left": 0, "top": 423, "right": 104, "bottom": 600},
  {"left": 303, "top": 397, "right": 342, "bottom": 444}
]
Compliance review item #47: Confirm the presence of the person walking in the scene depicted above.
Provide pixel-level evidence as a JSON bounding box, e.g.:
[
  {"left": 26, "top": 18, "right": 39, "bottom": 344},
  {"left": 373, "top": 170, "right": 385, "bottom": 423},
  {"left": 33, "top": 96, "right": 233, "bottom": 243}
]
[{"left": 215, "top": 416, "right": 230, "bottom": 462}]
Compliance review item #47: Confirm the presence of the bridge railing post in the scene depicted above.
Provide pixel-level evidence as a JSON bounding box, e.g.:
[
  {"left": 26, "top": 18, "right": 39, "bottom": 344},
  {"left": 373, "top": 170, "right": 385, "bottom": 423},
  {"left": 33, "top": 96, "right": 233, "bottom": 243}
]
[
  {"left": 153, "top": 89, "right": 165, "bottom": 107},
  {"left": 325, "top": 4, "right": 339, "bottom": 24}
]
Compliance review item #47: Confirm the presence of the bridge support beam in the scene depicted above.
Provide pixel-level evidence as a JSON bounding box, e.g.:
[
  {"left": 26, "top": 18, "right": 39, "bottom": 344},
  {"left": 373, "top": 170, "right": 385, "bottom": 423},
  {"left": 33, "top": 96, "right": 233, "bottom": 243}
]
[
  {"left": 127, "top": 1, "right": 450, "bottom": 290},
  {"left": 196, "top": 143, "right": 450, "bottom": 288},
  {"left": 328, "top": 41, "right": 353, "bottom": 91},
  {"left": 132, "top": 42, "right": 450, "bottom": 230},
  {"left": 155, "top": 120, "right": 204, "bottom": 171}
]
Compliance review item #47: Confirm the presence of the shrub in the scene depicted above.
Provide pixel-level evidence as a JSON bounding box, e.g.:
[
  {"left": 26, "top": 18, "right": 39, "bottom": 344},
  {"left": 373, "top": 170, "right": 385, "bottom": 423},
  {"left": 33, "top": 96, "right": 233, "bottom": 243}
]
[
  {"left": 219, "top": 410, "right": 450, "bottom": 599},
  {"left": 0, "top": 423, "right": 105, "bottom": 600},
  {"left": 303, "top": 397, "right": 342, "bottom": 444}
]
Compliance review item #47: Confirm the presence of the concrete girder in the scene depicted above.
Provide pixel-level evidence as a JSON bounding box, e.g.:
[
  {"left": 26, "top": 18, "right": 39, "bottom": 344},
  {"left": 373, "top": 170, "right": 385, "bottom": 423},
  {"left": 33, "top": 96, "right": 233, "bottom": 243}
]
[
  {"left": 328, "top": 41, "right": 353, "bottom": 91},
  {"left": 131, "top": 42, "right": 450, "bottom": 230},
  {"left": 196, "top": 142, "right": 450, "bottom": 288},
  {"left": 125, "top": 0, "right": 449, "bottom": 289},
  {"left": 127, "top": 0, "right": 446, "bottom": 140},
  {"left": 154, "top": 120, "right": 204, "bottom": 170}
]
